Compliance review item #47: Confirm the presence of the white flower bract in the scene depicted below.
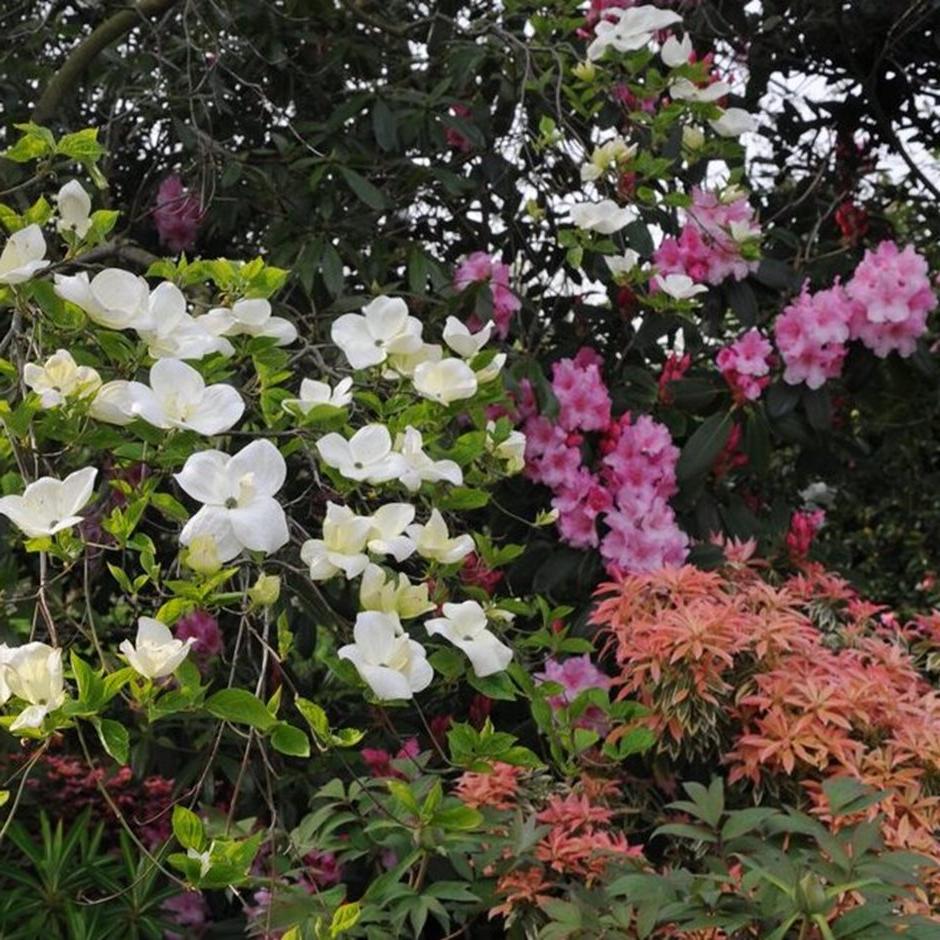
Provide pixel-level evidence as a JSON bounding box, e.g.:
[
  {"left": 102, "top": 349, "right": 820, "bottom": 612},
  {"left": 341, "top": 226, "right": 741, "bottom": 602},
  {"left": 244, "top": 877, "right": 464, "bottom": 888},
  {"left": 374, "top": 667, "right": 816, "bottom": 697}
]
[
  {"left": 425, "top": 600, "right": 513, "bottom": 677},
  {"left": 0, "top": 467, "right": 97, "bottom": 539},
  {"left": 120, "top": 617, "right": 194, "bottom": 679}
]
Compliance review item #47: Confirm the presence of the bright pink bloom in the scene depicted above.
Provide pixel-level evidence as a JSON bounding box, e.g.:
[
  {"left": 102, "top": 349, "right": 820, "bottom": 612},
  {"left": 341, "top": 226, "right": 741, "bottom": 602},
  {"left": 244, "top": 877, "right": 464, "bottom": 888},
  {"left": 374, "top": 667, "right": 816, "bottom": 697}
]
[
  {"left": 658, "top": 352, "right": 691, "bottom": 404},
  {"left": 716, "top": 328, "right": 773, "bottom": 402},
  {"left": 153, "top": 175, "right": 203, "bottom": 253},
  {"left": 846, "top": 241, "right": 936, "bottom": 358},
  {"left": 361, "top": 737, "right": 419, "bottom": 779},
  {"left": 536, "top": 655, "right": 611, "bottom": 733},
  {"left": 454, "top": 252, "right": 521, "bottom": 338},
  {"left": 786, "top": 509, "right": 825, "bottom": 559},
  {"left": 774, "top": 283, "right": 856, "bottom": 388},
  {"left": 654, "top": 187, "right": 760, "bottom": 286},
  {"left": 304, "top": 850, "right": 342, "bottom": 887},
  {"left": 552, "top": 351, "right": 612, "bottom": 432}
]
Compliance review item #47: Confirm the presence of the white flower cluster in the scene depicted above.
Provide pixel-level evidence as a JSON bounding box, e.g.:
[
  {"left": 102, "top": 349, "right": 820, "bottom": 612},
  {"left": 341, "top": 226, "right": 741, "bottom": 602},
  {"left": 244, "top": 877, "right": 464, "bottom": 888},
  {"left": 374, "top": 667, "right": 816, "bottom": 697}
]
[
  {"left": 584, "top": 6, "right": 755, "bottom": 138},
  {"left": 1, "top": 198, "right": 526, "bottom": 721}
]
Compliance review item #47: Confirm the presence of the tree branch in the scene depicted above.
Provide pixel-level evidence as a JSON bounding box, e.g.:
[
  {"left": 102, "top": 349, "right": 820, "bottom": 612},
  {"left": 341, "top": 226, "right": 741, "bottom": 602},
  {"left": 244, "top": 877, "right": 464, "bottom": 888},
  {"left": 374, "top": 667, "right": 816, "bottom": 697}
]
[{"left": 31, "top": 0, "right": 180, "bottom": 125}]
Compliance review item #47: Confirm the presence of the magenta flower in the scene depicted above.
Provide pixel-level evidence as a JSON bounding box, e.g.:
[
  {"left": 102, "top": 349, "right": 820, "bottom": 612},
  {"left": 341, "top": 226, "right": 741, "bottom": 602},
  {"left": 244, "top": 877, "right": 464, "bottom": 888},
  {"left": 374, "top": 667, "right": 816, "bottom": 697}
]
[
  {"left": 153, "top": 175, "right": 203, "bottom": 253},
  {"left": 453, "top": 251, "right": 521, "bottom": 338},
  {"left": 174, "top": 610, "right": 222, "bottom": 661}
]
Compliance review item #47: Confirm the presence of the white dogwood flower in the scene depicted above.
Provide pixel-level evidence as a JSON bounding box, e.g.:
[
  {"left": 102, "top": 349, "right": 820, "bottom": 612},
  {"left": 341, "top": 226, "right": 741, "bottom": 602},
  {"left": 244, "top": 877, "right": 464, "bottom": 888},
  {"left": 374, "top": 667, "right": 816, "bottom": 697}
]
[
  {"left": 283, "top": 377, "right": 353, "bottom": 416},
  {"left": 412, "top": 358, "right": 478, "bottom": 405},
  {"left": 138, "top": 282, "right": 234, "bottom": 360},
  {"left": 0, "top": 225, "right": 50, "bottom": 285},
  {"left": 175, "top": 439, "right": 289, "bottom": 561},
  {"left": 366, "top": 504, "right": 416, "bottom": 562},
  {"left": 359, "top": 564, "right": 434, "bottom": 620},
  {"left": 384, "top": 343, "right": 442, "bottom": 379},
  {"left": 670, "top": 77, "right": 731, "bottom": 103},
  {"left": 24, "top": 349, "right": 101, "bottom": 409},
  {"left": 316, "top": 424, "right": 405, "bottom": 484},
  {"left": 580, "top": 136, "right": 636, "bottom": 182},
  {"left": 89, "top": 359, "right": 244, "bottom": 435},
  {"left": 660, "top": 33, "right": 693, "bottom": 68},
  {"left": 654, "top": 273, "right": 709, "bottom": 300},
  {"left": 338, "top": 611, "right": 433, "bottom": 700},
  {"left": 486, "top": 422, "right": 526, "bottom": 474},
  {"left": 300, "top": 502, "right": 372, "bottom": 581},
  {"left": 442, "top": 317, "right": 492, "bottom": 358},
  {"left": 0, "top": 467, "right": 97, "bottom": 539},
  {"left": 331, "top": 296, "right": 423, "bottom": 369},
  {"left": 475, "top": 352, "right": 506, "bottom": 386},
  {"left": 199, "top": 298, "right": 297, "bottom": 347},
  {"left": 55, "top": 180, "right": 92, "bottom": 237},
  {"left": 569, "top": 199, "right": 637, "bottom": 234},
  {"left": 120, "top": 617, "right": 194, "bottom": 679},
  {"left": 605, "top": 250, "right": 641, "bottom": 278},
  {"left": 393, "top": 426, "right": 462, "bottom": 492},
  {"left": 2, "top": 642, "right": 66, "bottom": 730},
  {"left": 406, "top": 509, "right": 475, "bottom": 565},
  {"left": 54, "top": 268, "right": 152, "bottom": 330},
  {"left": 587, "top": 6, "right": 683, "bottom": 61},
  {"left": 425, "top": 601, "right": 513, "bottom": 677},
  {"left": 710, "top": 108, "right": 757, "bottom": 138}
]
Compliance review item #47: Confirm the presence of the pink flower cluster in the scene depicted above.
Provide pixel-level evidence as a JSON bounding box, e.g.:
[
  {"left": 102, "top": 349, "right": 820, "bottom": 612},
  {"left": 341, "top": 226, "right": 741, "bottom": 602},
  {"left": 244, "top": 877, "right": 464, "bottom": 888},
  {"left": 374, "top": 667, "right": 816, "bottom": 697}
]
[
  {"left": 453, "top": 252, "right": 521, "bottom": 338},
  {"left": 524, "top": 347, "right": 688, "bottom": 573},
  {"left": 774, "top": 283, "right": 854, "bottom": 389},
  {"left": 599, "top": 414, "right": 689, "bottom": 573},
  {"left": 654, "top": 187, "right": 760, "bottom": 286},
  {"left": 774, "top": 242, "right": 935, "bottom": 388},
  {"left": 845, "top": 241, "right": 937, "bottom": 358},
  {"left": 716, "top": 328, "right": 773, "bottom": 402},
  {"left": 153, "top": 175, "right": 203, "bottom": 253}
]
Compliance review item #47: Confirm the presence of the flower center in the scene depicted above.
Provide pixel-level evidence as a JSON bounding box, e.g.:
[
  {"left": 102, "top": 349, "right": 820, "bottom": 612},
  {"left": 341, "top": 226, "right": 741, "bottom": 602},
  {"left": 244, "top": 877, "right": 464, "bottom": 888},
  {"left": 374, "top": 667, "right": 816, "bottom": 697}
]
[{"left": 224, "top": 498, "right": 238, "bottom": 509}]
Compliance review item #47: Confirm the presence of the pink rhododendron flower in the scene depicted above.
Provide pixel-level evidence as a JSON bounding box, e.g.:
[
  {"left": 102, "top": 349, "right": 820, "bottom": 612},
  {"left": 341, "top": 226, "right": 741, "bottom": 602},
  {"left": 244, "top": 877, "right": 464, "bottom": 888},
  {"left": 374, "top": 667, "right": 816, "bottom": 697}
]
[
  {"left": 153, "top": 175, "right": 203, "bottom": 253},
  {"left": 552, "top": 352, "right": 612, "bottom": 432},
  {"left": 716, "top": 328, "right": 773, "bottom": 402},
  {"left": 453, "top": 252, "right": 521, "bottom": 338},
  {"left": 845, "top": 241, "right": 936, "bottom": 358},
  {"left": 774, "top": 283, "right": 855, "bottom": 389},
  {"left": 654, "top": 187, "right": 760, "bottom": 286}
]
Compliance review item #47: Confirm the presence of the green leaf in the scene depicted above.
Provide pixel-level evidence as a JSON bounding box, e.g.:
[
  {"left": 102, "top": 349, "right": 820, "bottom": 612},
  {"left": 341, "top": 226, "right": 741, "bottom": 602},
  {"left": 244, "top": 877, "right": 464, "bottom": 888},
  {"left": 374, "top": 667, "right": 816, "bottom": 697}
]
[
  {"left": 330, "top": 901, "right": 361, "bottom": 937},
  {"left": 432, "top": 804, "right": 483, "bottom": 831},
  {"left": 437, "top": 487, "right": 490, "bottom": 510},
  {"left": 338, "top": 166, "right": 387, "bottom": 210},
  {"left": 204, "top": 688, "right": 276, "bottom": 730},
  {"left": 676, "top": 411, "right": 733, "bottom": 483},
  {"left": 270, "top": 723, "right": 311, "bottom": 758},
  {"left": 372, "top": 99, "right": 398, "bottom": 151},
  {"left": 56, "top": 128, "right": 106, "bottom": 162},
  {"left": 4, "top": 123, "right": 55, "bottom": 163},
  {"left": 171, "top": 805, "right": 206, "bottom": 852},
  {"left": 151, "top": 492, "right": 190, "bottom": 522},
  {"left": 467, "top": 669, "right": 516, "bottom": 701},
  {"left": 95, "top": 718, "right": 129, "bottom": 764}
]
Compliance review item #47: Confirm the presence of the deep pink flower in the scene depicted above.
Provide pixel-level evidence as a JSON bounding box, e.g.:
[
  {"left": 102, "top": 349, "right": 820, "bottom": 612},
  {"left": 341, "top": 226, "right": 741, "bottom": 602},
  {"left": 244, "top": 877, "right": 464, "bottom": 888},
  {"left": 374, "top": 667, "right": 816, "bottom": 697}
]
[
  {"left": 174, "top": 610, "right": 222, "bottom": 661},
  {"left": 716, "top": 328, "right": 773, "bottom": 402},
  {"left": 153, "top": 175, "right": 203, "bottom": 253},
  {"left": 454, "top": 252, "right": 521, "bottom": 338}
]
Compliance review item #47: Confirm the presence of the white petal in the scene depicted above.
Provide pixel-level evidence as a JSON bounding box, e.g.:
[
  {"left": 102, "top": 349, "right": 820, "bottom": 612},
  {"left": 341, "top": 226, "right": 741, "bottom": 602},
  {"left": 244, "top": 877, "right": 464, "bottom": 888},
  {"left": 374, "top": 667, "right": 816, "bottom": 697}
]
[
  {"left": 228, "top": 497, "right": 289, "bottom": 554},
  {"left": 175, "top": 450, "right": 232, "bottom": 505},
  {"left": 180, "top": 506, "right": 243, "bottom": 561},
  {"left": 227, "top": 439, "right": 286, "bottom": 496}
]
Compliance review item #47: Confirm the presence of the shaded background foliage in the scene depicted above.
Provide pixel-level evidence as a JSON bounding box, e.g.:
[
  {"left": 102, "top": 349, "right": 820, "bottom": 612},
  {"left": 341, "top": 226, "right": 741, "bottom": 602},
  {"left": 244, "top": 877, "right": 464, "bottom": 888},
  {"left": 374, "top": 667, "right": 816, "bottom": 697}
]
[{"left": 1, "top": 0, "right": 939, "bottom": 614}]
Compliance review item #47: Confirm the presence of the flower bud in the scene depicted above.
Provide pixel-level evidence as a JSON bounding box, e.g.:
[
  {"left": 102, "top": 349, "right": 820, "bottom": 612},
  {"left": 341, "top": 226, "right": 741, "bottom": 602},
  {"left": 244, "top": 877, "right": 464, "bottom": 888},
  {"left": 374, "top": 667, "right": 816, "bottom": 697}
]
[
  {"left": 682, "top": 125, "right": 705, "bottom": 152},
  {"left": 184, "top": 534, "right": 221, "bottom": 575},
  {"left": 249, "top": 573, "right": 281, "bottom": 607},
  {"left": 796, "top": 872, "right": 829, "bottom": 915},
  {"left": 572, "top": 61, "right": 596, "bottom": 82}
]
